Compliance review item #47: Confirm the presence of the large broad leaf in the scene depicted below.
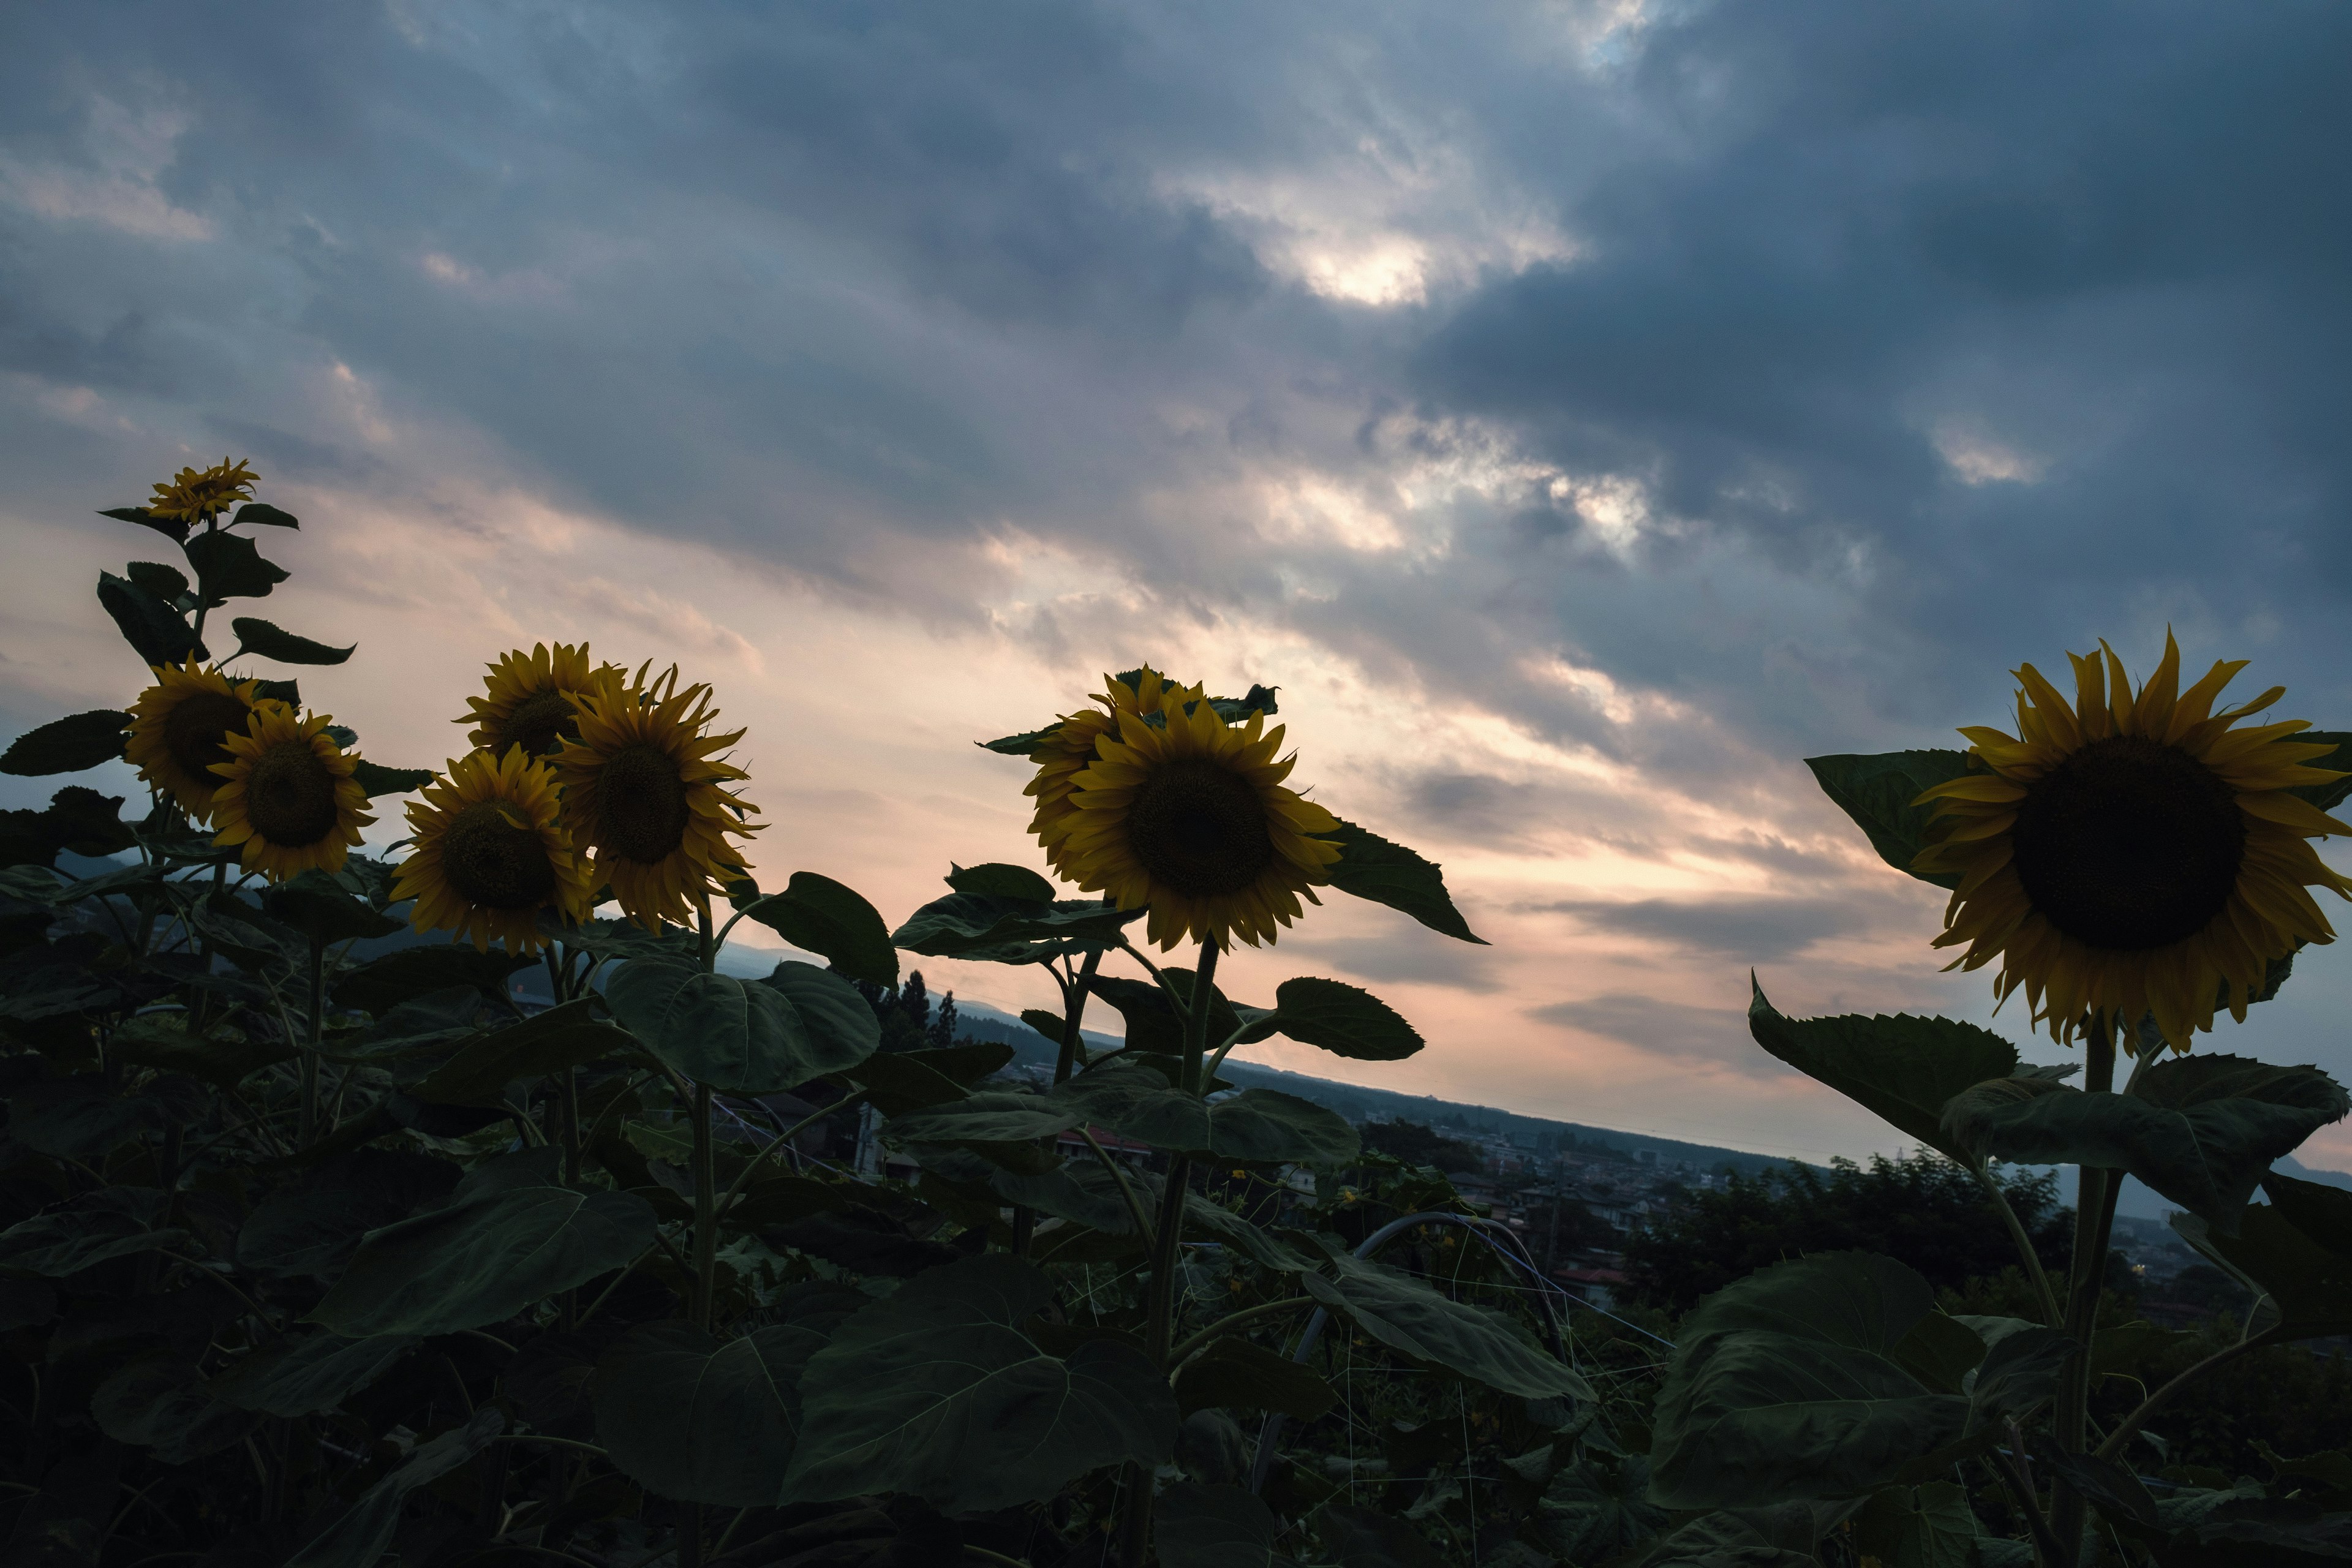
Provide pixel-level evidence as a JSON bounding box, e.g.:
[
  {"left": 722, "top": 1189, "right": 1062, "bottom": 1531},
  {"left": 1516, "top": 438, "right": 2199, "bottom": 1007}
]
[
  {"left": 1940, "top": 1055, "right": 2350, "bottom": 1232},
  {"left": 1649, "top": 1252, "right": 1968, "bottom": 1510},
  {"left": 97, "top": 570, "right": 203, "bottom": 666},
  {"left": 1749, "top": 978, "right": 2019, "bottom": 1163},
  {"left": 1542, "top": 1455, "right": 1670, "bottom": 1565},
  {"left": 308, "top": 1149, "right": 657, "bottom": 1336},
  {"left": 262, "top": 870, "right": 402, "bottom": 944},
  {"left": 605, "top": 954, "right": 878, "bottom": 1092},
  {"left": 406, "top": 999, "right": 635, "bottom": 1106},
  {"left": 183, "top": 528, "right": 287, "bottom": 601},
  {"left": 946, "top": 862, "right": 1058, "bottom": 901},
  {"left": 1804, "top": 750, "right": 1976, "bottom": 889},
  {"left": 0, "top": 1195, "right": 189, "bottom": 1277},
  {"left": 1311, "top": 818, "right": 1485, "bottom": 944},
  {"left": 1209, "top": 1088, "right": 1360, "bottom": 1166},
  {"left": 1158, "top": 1482, "right": 1281, "bottom": 1568},
  {"left": 781, "top": 1253, "right": 1177, "bottom": 1512},
  {"left": 2169, "top": 1172, "right": 2352, "bottom": 1339},
  {"left": 100, "top": 503, "right": 189, "bottom": 543},
  {"left": 1052, "top": 1063, "right": 1210, "bottom": 1150},
  {"left": 236, "top": 1152, "right": 460, "bottom": 1280},
  {"left": 1186, "top": 1194, "right": 1316, "bottom": 1273},
  {"left": 92, "top": 1354, "right": 258, "bottom": 1463},
  {"left": 884, "top": 1091, "right": 1084, "bottom": 1144},
  {"left": 334, "top": 945, "right": 536, "bottom": 1017},
  {"left": 0, "top": 712, "right": 129, "bottom": 777},
  {"left": 230, "top": 615, "right": 353, "bottom": 665},
  {"left": 592, "top": 1321, "right": 827, "bottom": 1506},
  {"left": 286, "top": 1408, "right": 503, "bottom": 1568},
  {"left": 349, "top": 760, "right": 433, "bottom": 798},
  {"left": 206, "top": 1333, "right": 417, "bottom": 1417},
  {"left": 1297, "top": 1235, "right": 1590, "bottom": 1400},
  {"left": 894, "top": 886, "right": 1143, "bottom": 964},
  {"left": 1262, "top": 977, "right": 1422, "bottom": 1061},
  {"left": 1174, "top": 1337, "right": 1339, "bottom": 1420},
  {"left": 731, "top": 871, "right": 899, "bottom": 986}
]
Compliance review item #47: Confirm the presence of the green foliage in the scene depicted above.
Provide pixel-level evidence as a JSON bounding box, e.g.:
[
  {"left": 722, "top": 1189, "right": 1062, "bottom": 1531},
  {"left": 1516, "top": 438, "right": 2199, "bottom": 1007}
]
[
  {"left": 0, "top": 710, "right": 129, "bottom": 775},
  {"left": 729, "top": 869, "right": 899, "bottom": 984},
  {"left": 1310, "top": 816, "right": 1486, "bottom": 943},
  {"left": 230, "top": 614, "right": 354, "bottom": 663},
  {"left": 1803, "top": 748, "right": 1977, "bottom": 889},
  {"left": 604, "top": 953, "right": 878, "bottom": 1091},
  {"left": 592, "top": 1321, "right": 824, "bottom": 1504}
]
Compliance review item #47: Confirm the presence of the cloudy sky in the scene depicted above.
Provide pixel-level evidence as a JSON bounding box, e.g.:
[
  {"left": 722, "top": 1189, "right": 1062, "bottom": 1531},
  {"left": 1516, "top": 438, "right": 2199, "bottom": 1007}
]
[{"left": 7, "top": 0, "right": 2351, "bottom": 1172}]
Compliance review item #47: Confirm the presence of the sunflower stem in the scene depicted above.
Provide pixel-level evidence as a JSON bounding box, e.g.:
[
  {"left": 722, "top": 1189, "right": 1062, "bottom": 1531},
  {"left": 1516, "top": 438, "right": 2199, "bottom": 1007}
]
[
  {"left": 2049, "top": 1016, "right": 2120, "bottom": 1567},
  {"left": 1118, "top": 938, "right": 1219, "bottom": 1568}
]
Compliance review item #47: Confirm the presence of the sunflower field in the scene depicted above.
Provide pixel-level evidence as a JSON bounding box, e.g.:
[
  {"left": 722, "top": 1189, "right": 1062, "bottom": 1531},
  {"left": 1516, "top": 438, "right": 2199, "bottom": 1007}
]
[{"left": 0, "top": 462, "right": 2348, "bottom": 1568}]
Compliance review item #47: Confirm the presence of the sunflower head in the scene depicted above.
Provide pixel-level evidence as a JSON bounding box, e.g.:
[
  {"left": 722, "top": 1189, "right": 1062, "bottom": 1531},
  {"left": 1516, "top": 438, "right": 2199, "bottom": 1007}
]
[
  {"left": 210, "top": 705, "right": 374, "bottom": 881},
  {"left": 124, "top": 660, "right": 271, "bottom": 822},
  {"left": 393, "top": 748, "right": 597, "bottom": 954},
  {"left": 1025, "top": 667, "right": 1204, "bottom": 873},
  {"left": 553, "top": 665, "right": 761, "bottom": 929},
  {"left": 1915, "top": 632, "right": 2352, "bottom": 1052},
  {"left": 460, "top": 642, "right": 628, "bottom": 763},
  {"left": 1056, "top": 694, "right": 1341, "bottom": 950},
  {"left": 147, "top": 458, "right": 260, "bottom": 524}
]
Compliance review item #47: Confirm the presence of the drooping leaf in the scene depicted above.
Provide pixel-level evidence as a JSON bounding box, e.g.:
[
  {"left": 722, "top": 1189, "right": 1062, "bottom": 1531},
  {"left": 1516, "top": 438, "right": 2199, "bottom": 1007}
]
[
  {"left": 349, "top": 760, "right": 434, "bottom": 798},
  {"left": 1803, "top": 750, "right": 1977, "bottom": 890},
  {"left": 1311, "top": 817, "right": 1485, "bottom": 944},
  {"left": 92, "top": 1354, "right": 258, "bottom": 1463},
  {"left": 1052, "top": 1063, "right": 1210, "bottom": 1150},
  {"left": 126, "top": 559, "right": 194, "bottom": 603},
  {"left": 893, "top": 889, "right": 1141, "bottom": 963},
  {"left": 883, "top": 1090, "right": 1082, "bottom": 1144},
  {"left": 230, "top": 615, "right": 354, "bottom": 665},
  {"left": 1158, "top": 1482, "right": 1281, "bottom": 1568},
  {"left": 100, "top": 503, "right": 189, "bottom": 543},
  {"left": 945, "top": 862, "right": 1058, "bottom": 902},
  {"left": 1297, "top": 1235, "right": 1590, "bottom": 1400},
  {"left": 1210, "top": 1088, "right": 1360, "bottom": 1166},
  {"left": 262, "top": 869, "right": 402, "bottom": 944},
  {"left": 978, "top": 722, "right": 1063, "bottom": 756},
  {"left": 1174, "top": 1336, "right": 1339, "bottom": 1419},
  {"left": 731, "top": 871, "right": 899, "bottom": 986},
  {"left": 183, "top": 529, "right": 288, "bottom": 601},
  {"left": 605, "top": 954, "right": 878, "bottom": 1093},
  {"left": 836, "top": 1049, "right": 968, "bottom": 1115},
  {"left": 1186, "top": 1194, "right": 1316, "bottom": 1273},
  {"left": 1941, "top": 1055, "right": 2350, "bottom": 1232},
  {"left": 407, "top": 998, "right": 635, "bottom": 1106},
  {"left": 308, "top": 1149, "right": 657, "bottom": 1336},
  {"left": 781, "top": 1253, "right": 1178, "bottom": 1512},
  {"left": 285, "top": 1408, "right": 503, "bottom": 1568},
  {"left": 206, "top": 1333, "right": 418, "bottom": 1417},
  {"left": 97, "top": 570, "right": 203, "bottom": 666},
  {"left": 1263, "top": 977, "right": 1423, "bottom": 1061},
  {"left": 592, "top": 1321, "right": 827, "bottom": 1506},
  {"left": 2170, "top": 1172, "right": 2352, "bottom": 1339},
  {"left": 40, "top": 786, "right": 137, "bottom": 856},
  {"left": 0, "top": 711, "right": 129, "bottom": 777},
  {"left": 233, "top": 501, "right": 300, "bottom": 528},
  {"left": 1747, "top": 978, "right": 2019, "bottom": 1163},
  {"left": 334, "top": 944, "right": 537, "bottom": 1017}
]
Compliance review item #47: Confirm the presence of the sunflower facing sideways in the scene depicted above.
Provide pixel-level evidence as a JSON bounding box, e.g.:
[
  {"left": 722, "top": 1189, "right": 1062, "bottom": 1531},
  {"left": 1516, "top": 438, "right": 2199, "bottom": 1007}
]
[
  {"left": 1052, "top": 693, "right": 1343, "bottom": 950},
  {"left": 146, "top": 457, "right": 258, "bottom": 526},
  {"left": 209, "top": 705, "right": 374, "bottom": 881},
  {"left": 553, "top": 665, "right": 760, "bottom": 928},
  {"left": 124, "top": 660, "right": 266, "bottom": 823},
  {"left": 1915, "top": 632, "right": 2352, "bottom": 1052},
  {"left": 393, "top": 748, "right": 597, "bottom": 954},
  {"left": 460, "top": 642, "right": 627, "bottom": 761},
  {"left": 1023, "top": 667, "right": 1199, "bottom": 876}
]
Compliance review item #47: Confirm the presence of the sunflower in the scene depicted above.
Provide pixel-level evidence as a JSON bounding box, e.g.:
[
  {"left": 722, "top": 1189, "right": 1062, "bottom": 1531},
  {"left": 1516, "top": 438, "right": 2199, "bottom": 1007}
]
[
  {"left": 210, "top": 705, "right": 374, "bottom": 881},
  {"left": 1056, "top": 695, "right": 1342, "bottom": 950},
  {"left": 123, "top": 660, "right": 265, "bottom": 822},
  {"left": 393, "top": 748, "right": 597, "bottom": 954},
  {"left": 1024, "top": 667, "right": 1202, "bottom": 875},
  {"left": 1915, "top": 632, "right": 2352, "bottom": 1052},
  {"left": 147, "top": 458, "right": 259, "bottom": 525},
  {"left": 553, "top": 665, "right": 760, "bottom": 928},
  {"left": 459, "top": 642, "right": 628, "bottom": 762}
]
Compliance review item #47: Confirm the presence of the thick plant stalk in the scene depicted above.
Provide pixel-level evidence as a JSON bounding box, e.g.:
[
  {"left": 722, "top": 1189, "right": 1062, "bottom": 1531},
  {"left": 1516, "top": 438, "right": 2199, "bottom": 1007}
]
[
  {"left": 2049, "top": 1018, "right": 2120, "bottom": 1566},
  {"left": 1117, "top": 939, "right": 1220, "bottom": 1568}
]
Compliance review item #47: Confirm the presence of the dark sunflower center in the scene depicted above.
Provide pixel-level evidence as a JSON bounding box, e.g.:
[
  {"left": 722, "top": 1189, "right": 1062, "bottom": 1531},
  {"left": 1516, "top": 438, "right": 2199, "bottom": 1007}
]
[
  {"left": 164, "top": 692, "right": 254, "bottom": 783},
  {"left": 598, "top": 743, "right": 690, "bottom": 863},
  {"left": 1126, "top": 758, "right": 1274, "bottom": 898},
  {"left": 497, "top": 688, "right": 581, "bottom": 758},
  {"left": 2010, "top": 734, "right": 2245, "bottom": 951},
  {"left": 244, "top": 740, "right": 341, "bottom": 848},
  {"left": 441, "top": 799, "right": 557, "bottom": 908}
]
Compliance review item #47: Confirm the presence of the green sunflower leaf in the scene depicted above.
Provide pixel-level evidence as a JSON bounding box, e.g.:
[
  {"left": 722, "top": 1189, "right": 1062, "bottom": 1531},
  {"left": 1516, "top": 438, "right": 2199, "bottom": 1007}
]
[
  {"left": 262, "top": 870, "right": 402, "bottom": 944},
  {"left": 882, "top": 1090, "right": 1082, "bottom": 1144},
  {"left": 1296, "top": 1234, "right": 1591, "bottom": 1401},
  {"left": 893, "top": 889, "right": 1141, "bottom": 963},
  {"left": 1804, "top": 750, "right": 1977, "bottom": 891},
  {"left": 285, "top": 1408, "right": 503, "bottom": 1568},
  {"left": 1939, "top": 1055, "right": 2350, "bottom": 1233},
  {"left": 97, "top": 570, "right": 204, "bottom": 666},
  {"left": 945, "top": 861, "right": 1058, "bottom": 902},
  {"left": 230, "top": 616, "right": 355, "bottom": 665},
  {"left": 2169, "top": 1172, "right": 2352, "bottom": 1340},
  {"left": 1257, "top": 977, "right": 1423, "bottom": 1061},
  {"left": 183, "top": 529, "right": 288, "bottom": 603},
  {"left": 333, "top": 945, "right": 537, "bottom": 1017},
  {"left": 99, "top": 504, "right": 189, "bottom": 543},
  {"left": 1208, "top": 1087, "right": 1360, "bottom": 1166},
  {"left": 1747, "top": 978, "right": 2019, "bottom": 1164},
  {"left": 1312, "top": 817, "right": 1486, "bottom": 943},
  {"left": 125, "top": 560, "right": 193, "bottom": 605},
  {"left": 93, "top": 1355, "right": 258, "bottom": 1464},
  {"left": 2288, "top": 731, "right": 2352, "bottom": 815},
  {"left": 731, "top": 870, "right": 898, "bottom": 986},
  {"left": 1051, "top": 1061, "right": 1208, "bottom": 1148},
  {"left": 605, "top": 954, "right": 879, "bottom": 1093},
  {"left": 978, "top": 723, "right": 1063, "bottom": 756},
  {"left": 592, "top": 1321, "right": 827, "bottom": 1506},
  {"left": 1, "top": 711, "right": 129, "bottom": 776},
  {"left": 406, "top": 998, "right": 635, "bottom": 1106},
  {"left": 780, "top": 1253, "right": 1178, "bottom": 1513},
  {"left": 232, "top": 501, "right": 300, "bottom": 528},
  {"left": 206, "top": 1332, "right": 417, "bottom": 1417},
  {"left": 349, "top": 760, "right": 434, "bottom": 798}
]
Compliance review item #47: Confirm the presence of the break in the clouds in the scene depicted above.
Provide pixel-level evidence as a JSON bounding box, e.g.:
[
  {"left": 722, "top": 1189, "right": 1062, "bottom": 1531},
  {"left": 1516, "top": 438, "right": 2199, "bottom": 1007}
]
[{"left": 6, "top": 0, "right": 2352, "bottom": 1167}]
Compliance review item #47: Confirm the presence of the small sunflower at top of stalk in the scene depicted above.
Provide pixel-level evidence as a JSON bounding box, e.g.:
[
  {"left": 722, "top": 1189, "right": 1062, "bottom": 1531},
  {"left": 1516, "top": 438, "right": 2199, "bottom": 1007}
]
[
  {"left": 145, "top": 457, "right": 258, "bottom": 526},
  {"left": 209, "top": 704, "right": 374, "bottom": 881},
  {"left": 554, "top": 663, "right": 760, "bottom": 929},
  {"left": 460, "top": 641, "right": 629, "bottom": 762},
  {"left": 1914, "top": 631, "right": 2352, "bottom": 1052},
  {"left": 1042, "top": 683, "right": 1341, "bottom": 949},
  {"left": 392, "top": 747, "right": 598, "bottom": 954},
  {"left": 124, "top": 659, "right": 270, "bottom": 824},
  {"left": 1024, "top": 666, "right": 1199, "bottom": 877}
]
